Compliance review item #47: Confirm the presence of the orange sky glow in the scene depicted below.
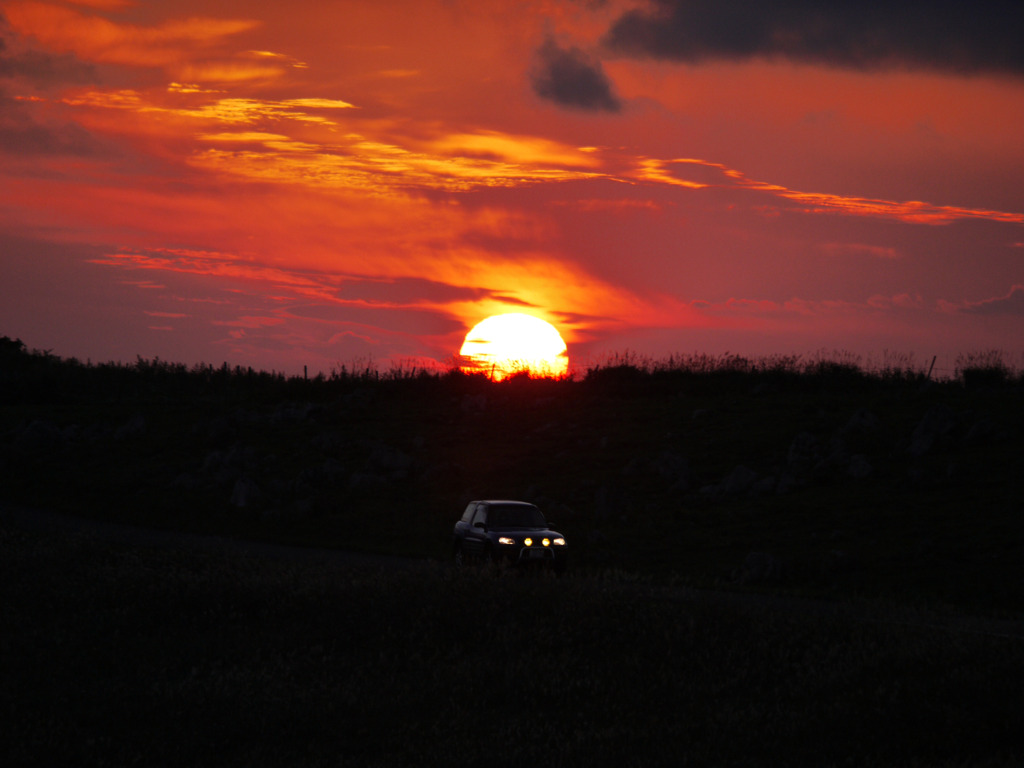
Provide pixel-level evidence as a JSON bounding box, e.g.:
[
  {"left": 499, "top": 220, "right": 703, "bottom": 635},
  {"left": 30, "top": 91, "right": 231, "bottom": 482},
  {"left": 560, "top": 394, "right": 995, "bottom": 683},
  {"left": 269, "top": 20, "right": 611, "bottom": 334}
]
[{"left": 2, "top": 0, "right": 1023, "bottom": 376}]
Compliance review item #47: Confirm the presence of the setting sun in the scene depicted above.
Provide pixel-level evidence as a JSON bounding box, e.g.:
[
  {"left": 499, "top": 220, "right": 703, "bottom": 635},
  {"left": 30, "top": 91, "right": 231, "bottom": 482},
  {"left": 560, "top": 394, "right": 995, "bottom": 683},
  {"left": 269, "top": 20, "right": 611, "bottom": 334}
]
[{"left": 459, "top": 313, "right": 569, "bottom": 381}]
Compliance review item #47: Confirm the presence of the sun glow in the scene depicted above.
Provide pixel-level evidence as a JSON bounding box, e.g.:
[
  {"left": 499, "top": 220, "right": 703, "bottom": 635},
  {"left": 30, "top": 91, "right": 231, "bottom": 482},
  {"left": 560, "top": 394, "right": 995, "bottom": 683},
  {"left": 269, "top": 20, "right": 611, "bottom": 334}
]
[{"left": 459, "top": 313, "right": 569, "bottom": 381}]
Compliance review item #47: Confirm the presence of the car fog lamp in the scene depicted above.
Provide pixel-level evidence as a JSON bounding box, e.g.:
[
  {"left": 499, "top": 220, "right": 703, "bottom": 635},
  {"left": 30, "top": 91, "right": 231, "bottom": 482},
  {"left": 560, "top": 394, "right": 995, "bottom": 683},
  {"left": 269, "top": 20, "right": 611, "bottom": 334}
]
[
  {"left": 553, "top": 537, "right": 566, "bottom": 546},
  {"left": 524, "top": 538, "right": 533, "bottom": 547},
  {"left": 498, "top": 536, "right": 515, "bottom": 546},
  {"left": 542, "top": 538, "right": 550, "bottom": 547}
]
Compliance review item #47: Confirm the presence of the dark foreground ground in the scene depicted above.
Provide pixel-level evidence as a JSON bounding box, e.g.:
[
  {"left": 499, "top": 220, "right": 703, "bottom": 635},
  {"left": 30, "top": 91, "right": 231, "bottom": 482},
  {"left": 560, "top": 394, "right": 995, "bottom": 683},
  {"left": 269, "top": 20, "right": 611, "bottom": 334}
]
[
  {"left": 3, "top": 512, "right": 1024, "bottom": 768},
  {"left": 3, "top": 341, "right": 1024, "bottom": 764}
]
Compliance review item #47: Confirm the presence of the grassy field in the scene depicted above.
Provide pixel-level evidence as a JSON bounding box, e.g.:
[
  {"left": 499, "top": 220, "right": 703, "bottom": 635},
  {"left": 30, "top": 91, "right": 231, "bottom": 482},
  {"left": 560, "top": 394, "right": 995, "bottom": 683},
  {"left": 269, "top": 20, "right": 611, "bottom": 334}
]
[
  {"left": 3, "top": 522, "right": 1023, "bottom": 767},
  {"left": 3, "top": 339, "right": 1023, "bottom": 612},
  {"left": 3, "top": 339, "right": 1024, "bottom": 765}
]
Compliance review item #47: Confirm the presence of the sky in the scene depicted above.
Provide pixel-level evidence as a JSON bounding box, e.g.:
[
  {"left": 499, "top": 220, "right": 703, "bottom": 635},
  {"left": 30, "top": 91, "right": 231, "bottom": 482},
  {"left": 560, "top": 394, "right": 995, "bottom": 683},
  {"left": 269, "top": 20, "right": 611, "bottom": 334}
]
[{"left": 2, "top": 0, "right": 1023, "bottom": 377}]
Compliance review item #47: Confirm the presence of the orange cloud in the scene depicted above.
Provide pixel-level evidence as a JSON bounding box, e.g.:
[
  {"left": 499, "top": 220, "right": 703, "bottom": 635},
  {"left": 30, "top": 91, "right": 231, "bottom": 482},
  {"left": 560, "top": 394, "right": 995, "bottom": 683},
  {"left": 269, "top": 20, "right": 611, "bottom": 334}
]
[
  {"left": 82, "top": 231, "right": 676, "bottom": 350},
  {"left": 88, "top": 249, "right": 337, "bottom": 301},
  {"left": 758, "top": 185, "right": 1024, "bottom": 225},
  {"left": 4, "top": 1, "right": 259, "bottom": 69},
  {"left": 144, "top": 311, "right": 189, "bottom": 319},
  {"left": 56, "top": 86, "right": 604, "bottom": 193},
  {"left": 171, "top": 61, "right": 285, "bottom": 84},
  {"left": 631, "top": 156, "right": 1024, "bottom": 226},
  {"left": 64, "top": 89, "right": 354, "bottom": 125},
  {"left": 867, "top": 293, "right": 925, "bottom": 310},
  {"left": 61, "top": 0, "right": 134, "bottom": 8},
  {"left": 632, "top": 158, "right": 709, "bottom": 189},
  {"left": 550, "top": 198, "right": 663, "bottom": 213},
  {"left": 430, "top": 131, "right": 602, "bottom": 169},
  {"left": 65, "top": 153, "right": 703, "bottom": 346},
  {"left": 189, "top": 142, "right": 602, "bottom": 194},
  {"left": 54, "top": 71, "right": 1022, "bottom": 227},
  {"left": 941, "top": 285, "right": 1024, "bottom": 316},
  {"left": 822, "top": 243, "right": 901, "bottom": 260}
]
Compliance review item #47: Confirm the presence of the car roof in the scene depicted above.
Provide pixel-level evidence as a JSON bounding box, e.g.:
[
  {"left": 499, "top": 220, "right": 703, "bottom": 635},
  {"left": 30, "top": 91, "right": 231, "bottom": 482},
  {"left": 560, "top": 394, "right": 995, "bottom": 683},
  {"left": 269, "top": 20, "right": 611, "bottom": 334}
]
[{"left": 474, "top": 499, "right": 537, "bottom": 507}]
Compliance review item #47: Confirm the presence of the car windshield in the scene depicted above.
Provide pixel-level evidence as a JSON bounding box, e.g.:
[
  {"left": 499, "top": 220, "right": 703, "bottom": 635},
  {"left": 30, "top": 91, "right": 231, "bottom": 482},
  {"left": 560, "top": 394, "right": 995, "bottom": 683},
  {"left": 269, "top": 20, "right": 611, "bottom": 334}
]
[{"left": 487, "top": 504, "right": 546, "bottom": 529}]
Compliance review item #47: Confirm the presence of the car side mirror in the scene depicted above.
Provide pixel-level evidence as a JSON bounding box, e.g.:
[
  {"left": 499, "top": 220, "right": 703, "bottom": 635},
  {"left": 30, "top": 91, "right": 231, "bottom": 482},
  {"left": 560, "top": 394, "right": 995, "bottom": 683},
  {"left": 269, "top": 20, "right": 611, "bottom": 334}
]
[{"left": 473, "top": 521, "right": 486, "bottom": 530}]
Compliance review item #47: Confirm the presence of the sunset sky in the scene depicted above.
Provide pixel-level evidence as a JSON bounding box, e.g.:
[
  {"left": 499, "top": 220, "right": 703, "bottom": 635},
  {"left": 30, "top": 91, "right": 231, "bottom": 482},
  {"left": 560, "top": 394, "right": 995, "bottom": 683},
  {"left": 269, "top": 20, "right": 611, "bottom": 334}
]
[{"left": 2, "top": 0, "right": 1023, "bottom": 376}]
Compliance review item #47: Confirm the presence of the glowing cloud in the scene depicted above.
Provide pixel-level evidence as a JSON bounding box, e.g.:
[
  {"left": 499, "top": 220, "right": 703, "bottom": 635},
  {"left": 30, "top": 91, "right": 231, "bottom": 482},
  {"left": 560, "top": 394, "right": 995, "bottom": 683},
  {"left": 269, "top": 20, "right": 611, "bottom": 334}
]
[
  {"left": 3, "top": 1, "right": 259, "bottom": 68},
  {"left": 629, "top": 157, "right": 1024, "bottom": 225}
]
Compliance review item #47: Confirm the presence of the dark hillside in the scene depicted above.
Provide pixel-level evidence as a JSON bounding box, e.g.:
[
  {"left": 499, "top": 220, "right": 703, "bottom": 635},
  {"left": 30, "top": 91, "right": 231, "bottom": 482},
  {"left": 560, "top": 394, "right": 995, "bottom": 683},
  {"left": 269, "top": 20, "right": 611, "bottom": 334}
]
[
  {"left": 4, "top": 524, "right": 1024, "bottom": 767},
  {"left": 3, "top": 337, "right": 1022, "bottom": 612}
]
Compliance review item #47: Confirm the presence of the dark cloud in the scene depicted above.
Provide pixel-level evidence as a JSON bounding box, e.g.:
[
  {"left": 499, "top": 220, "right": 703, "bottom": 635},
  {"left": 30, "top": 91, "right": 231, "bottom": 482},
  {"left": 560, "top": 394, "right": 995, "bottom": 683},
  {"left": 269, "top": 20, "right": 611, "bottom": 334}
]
[
  {"left": 602, "top": 0, "right": 1024, "bottom": 75},
  {"left": 531, "top": 38, "right": 621, "bottom": 112},
  {"left": 0, "top": 90, "right": 101, "bottom": 156},
  {"left": 0, "top": 46, "right": 95, "bottom": 84},
  {"left": 0, "top": 21, "right": 102, "bottom": 157},
  {"left": 1, "top": 14, "right": 96, "bottom": 85}
]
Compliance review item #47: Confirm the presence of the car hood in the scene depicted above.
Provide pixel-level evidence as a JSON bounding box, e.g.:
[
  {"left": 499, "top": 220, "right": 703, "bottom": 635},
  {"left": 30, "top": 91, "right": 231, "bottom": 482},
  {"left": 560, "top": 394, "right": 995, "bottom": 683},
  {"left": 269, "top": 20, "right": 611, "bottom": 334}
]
[{"left": 490, "top": 527, "right": 563, "bottom": 539}]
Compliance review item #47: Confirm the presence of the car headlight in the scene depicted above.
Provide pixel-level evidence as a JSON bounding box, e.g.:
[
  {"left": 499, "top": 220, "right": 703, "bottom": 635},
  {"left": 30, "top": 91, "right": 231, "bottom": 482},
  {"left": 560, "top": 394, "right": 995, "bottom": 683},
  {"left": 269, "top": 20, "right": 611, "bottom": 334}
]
[
  {"left": 542, "top": 538, "right": 550, "bottom": 547},
  {"left": 524, "top": 537, "right": 533, "bottom": 547},
  {"left": 553, "top": 537, "right": 566, "bottom": 546},
  {"left": 498, "top": 536, "right": 516, "bottom": 546}
]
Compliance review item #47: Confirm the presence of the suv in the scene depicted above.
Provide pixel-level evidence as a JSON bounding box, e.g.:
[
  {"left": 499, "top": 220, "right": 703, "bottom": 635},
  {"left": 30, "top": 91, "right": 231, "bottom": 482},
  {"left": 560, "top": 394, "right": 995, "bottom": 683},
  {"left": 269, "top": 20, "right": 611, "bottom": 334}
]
[{"left": 453, "top": 500, "right": 567, "bottom": 572}]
